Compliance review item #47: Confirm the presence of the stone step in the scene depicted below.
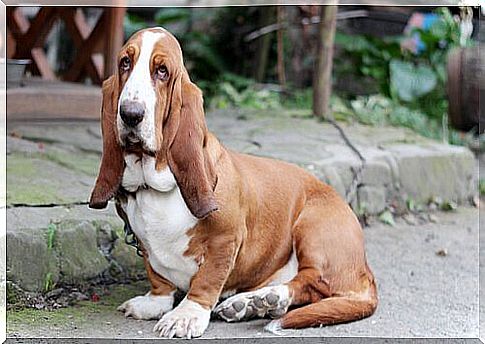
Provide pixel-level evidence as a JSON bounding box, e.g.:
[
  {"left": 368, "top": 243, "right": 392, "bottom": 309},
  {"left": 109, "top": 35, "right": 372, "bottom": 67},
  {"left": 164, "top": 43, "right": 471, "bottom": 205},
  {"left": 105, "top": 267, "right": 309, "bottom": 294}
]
[{"left": 7, "top": 204, "right": 144, "bottom": 293}]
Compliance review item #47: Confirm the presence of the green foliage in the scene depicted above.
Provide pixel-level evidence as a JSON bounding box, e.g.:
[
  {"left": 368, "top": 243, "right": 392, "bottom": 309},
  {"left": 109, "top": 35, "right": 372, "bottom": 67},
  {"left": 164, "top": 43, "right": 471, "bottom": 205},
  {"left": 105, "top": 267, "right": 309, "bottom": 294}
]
[
  {"left": 406, "top": 198, "right": 416, "bottom": 212},
  {"left": 389, "top": 59, "right": 437, "bottom": 102},
  {"left": 206, "top": 75, "right": 319, "bottom": 111},
  {"left": 43, "top": 223, "right": 57, "bottom": 292},
  {"left": 44, "top": 272, "right": 53, "bottom": 292},
  {"left": 154, "top": 8, "right": 190, "bottom": 24},
  {"left": 440, "top": 200, "right": 458, "bottom": 211},
  {"left": 210, "top": 7, "right": 267, "bottom": 77},
  {"left": 479, "top": 180, "right": 485, "bottom": 196},
  {"left": 124, "top": 13, "right": 147, "bottom": 38},
  {"left": 379, "top": 210, "right": 396, "bottom": 226},
  {"left": 330, "top": 93, "right": 465, "bottom": 143},
  {"left": 335, "top": 32, "right": 401, "bottom": 95},
  {"left": 208, "top": 74, "right": 281, "bottom": 110},
  {"left": 283, "top": 89, "right": 314, "bottom": 110},
  {"left": 334, "top": 7, "right": 472, "bottom": 142},
  {"left": 46, "top": 223, "right": 56, "bottom": 252}
]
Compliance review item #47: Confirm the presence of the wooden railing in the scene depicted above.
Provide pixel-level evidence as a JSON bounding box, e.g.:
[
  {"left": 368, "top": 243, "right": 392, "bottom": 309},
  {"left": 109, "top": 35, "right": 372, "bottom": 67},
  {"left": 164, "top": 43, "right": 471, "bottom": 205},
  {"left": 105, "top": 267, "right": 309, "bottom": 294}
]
[{"left": 7, "top": 7, "right": 126, "bottom": 85}]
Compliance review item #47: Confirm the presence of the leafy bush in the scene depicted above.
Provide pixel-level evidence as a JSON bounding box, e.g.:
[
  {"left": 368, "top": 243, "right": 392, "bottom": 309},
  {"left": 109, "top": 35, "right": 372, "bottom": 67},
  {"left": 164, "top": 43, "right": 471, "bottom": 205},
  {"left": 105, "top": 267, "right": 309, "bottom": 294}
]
[
  {"left": 346, "top": 95, "right": 441, "bottom": 139},
  {"left": 389, "top": 59, "right": 437, "bottom": 102},
  {"left": 334, "top": 7, "right": 473, "bottom": 141},
  {"left": 207, "top": 73, "right": 281, "bottom": 110},
  {"left": 334, "top": 33, "right": 401, "bottom": 95}
]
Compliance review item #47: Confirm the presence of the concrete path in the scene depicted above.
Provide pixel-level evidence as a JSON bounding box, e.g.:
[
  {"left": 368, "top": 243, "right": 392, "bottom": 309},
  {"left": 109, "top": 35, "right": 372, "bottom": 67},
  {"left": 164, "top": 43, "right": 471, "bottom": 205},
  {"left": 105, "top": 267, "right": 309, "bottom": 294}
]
[{"left": 7, "top": 207, "right": 479, "bottom": 339}]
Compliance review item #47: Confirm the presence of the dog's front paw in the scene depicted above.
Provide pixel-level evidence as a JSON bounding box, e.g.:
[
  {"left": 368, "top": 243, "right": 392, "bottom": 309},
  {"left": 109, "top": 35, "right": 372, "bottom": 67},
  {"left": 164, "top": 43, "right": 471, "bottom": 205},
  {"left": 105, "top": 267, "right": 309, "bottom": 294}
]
[
  {"left": 117, "top": 292, "right": 174, "bottom": 320},
  {"left": 153, "top": 298, "right": 210, "bottom": 339}
]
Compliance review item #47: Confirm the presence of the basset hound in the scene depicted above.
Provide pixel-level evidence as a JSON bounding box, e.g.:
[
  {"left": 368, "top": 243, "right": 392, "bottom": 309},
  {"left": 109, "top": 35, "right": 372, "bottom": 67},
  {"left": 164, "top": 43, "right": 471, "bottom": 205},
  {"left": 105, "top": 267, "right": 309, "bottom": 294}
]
[{"left": 89, "top": 27, "right": 377, "bottom": 339}]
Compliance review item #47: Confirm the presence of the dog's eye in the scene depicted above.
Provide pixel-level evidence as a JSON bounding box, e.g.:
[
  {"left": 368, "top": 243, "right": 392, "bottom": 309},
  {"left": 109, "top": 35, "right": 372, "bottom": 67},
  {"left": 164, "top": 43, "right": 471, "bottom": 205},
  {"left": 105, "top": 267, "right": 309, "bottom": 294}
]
[
  {"left": 156, "top": 65, "right": 169, "bottom": 81},
  {"left": 120, "top": 57, "right": 131, "bottom": 72}
]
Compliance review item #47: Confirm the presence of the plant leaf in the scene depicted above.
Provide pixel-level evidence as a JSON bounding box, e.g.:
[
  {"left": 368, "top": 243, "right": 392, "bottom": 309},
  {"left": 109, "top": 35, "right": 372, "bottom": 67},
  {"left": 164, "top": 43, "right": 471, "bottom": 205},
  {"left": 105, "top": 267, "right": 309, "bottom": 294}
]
[
  {"left": 390, "top": 59, "right": 437, "bottom": 101},
  {"left": 379, "top": 210, "right": 396, "bottom": 226}
]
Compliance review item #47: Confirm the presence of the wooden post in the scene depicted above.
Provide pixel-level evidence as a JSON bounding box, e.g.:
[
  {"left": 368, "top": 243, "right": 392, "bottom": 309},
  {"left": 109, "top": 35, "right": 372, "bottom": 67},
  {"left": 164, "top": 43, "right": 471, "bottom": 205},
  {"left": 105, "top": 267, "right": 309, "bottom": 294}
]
[
  {"left": 254, "top": 7, "right": 274, "bottom": 82},
  {"left": 104, "top": 7, "right": 126, "bottom": 79},
  {"left": 276, "top": 6, "right": 286, "bottom": 88},
  {"left": 6, "top": 28, "right": 16, "bottom": 58},
  {"left": 312, "top": 5, "right": 338, "bottom": 120}
]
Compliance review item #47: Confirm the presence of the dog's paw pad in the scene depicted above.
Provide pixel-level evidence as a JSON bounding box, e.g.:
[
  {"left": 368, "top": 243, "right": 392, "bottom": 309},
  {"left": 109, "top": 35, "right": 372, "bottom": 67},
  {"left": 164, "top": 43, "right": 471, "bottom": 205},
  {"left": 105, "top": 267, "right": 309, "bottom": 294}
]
[
  {"left": 214, "top": 285, "right": 291, "bottom": 322},
  {"left": 265, "top": 293, "right": 279, "bottom": 305},
  {"left": 232, "top": 301, "right": 245, "bottom": 312}
]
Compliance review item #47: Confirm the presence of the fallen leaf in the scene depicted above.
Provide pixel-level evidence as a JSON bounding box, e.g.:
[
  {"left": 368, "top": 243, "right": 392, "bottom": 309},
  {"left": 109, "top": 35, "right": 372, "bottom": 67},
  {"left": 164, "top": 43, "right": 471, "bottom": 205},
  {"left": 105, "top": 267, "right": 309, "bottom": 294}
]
[
  {"left": 440, "top": 201, "right": 457, "bottom": 211},
  {"left": 379, "top": 210, "right": 395, "bottom": 226}
]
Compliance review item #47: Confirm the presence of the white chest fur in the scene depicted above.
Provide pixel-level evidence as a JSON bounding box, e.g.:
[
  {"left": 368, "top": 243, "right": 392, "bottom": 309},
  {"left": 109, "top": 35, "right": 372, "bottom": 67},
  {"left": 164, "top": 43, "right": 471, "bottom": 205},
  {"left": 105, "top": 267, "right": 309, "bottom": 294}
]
[{"left": 121, "top": 154, "right": 199, "bottom": 291}]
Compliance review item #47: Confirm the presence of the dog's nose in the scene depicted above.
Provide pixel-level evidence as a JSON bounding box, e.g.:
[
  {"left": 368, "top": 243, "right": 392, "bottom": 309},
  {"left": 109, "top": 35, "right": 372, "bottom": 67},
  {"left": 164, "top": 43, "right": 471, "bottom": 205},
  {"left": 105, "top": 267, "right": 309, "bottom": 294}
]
[{"left": 120, "top": 100, "right": 145, "bottom": 127}]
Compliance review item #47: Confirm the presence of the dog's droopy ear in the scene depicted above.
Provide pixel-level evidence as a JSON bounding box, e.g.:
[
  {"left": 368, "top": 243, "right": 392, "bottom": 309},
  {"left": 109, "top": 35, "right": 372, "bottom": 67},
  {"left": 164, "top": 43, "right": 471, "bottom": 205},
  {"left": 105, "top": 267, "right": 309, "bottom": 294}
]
[
  {"left": 89, "top": 76, "right": 124, "bottom": 209},
  {"left": 164, "top": 73, "right": 218, "bottom": 219}
]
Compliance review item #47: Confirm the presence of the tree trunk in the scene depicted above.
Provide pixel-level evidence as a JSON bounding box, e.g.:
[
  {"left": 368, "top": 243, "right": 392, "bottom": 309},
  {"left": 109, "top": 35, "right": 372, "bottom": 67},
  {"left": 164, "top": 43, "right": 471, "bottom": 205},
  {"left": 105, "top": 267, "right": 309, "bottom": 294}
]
[
  {"left": 276, "top": 6, "right": 286, "bottom": 88},
  {"left": 254, "top": 7, "right": 274, "bottom": 82},
  {"left": 312, "top": 5, "right": 338, "bottom": 120}
]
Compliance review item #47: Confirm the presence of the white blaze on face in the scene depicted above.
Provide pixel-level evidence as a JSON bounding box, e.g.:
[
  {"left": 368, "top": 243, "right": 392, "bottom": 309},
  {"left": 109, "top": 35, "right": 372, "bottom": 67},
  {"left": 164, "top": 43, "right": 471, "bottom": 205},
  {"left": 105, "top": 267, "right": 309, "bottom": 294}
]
[{"left": 117, "top": 30, "right": 166, "bottom": 151}]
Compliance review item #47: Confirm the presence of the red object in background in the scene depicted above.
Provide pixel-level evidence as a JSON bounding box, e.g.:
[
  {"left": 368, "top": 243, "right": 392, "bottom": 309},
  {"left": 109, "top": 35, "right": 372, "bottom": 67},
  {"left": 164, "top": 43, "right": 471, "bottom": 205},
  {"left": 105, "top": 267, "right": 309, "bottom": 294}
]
[{"left": 91, "top": 292, "right": 100, "bottom": 302}]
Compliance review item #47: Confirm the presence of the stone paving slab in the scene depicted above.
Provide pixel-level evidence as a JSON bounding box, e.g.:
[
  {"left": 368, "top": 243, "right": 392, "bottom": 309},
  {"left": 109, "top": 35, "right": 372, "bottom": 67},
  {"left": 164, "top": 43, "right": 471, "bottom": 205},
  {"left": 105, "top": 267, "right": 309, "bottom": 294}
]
[{"left": 7, "top": 109, "right": 478, "bottom": 209}]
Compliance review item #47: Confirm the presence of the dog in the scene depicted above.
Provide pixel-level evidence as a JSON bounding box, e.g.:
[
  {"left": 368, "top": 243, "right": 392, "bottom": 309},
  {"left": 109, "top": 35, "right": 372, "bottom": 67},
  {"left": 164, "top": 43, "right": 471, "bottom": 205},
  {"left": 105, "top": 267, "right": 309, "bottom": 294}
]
[{"left": 89, "top": 27, "right": 377, "bottom": 339}]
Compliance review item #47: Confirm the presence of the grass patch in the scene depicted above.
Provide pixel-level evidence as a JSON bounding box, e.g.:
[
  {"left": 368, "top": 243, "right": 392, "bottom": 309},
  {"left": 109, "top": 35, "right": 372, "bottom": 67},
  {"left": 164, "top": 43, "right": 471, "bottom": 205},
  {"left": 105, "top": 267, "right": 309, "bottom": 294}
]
[
  {"left": 43, "top": 224, "right": 57, "bottom": 292},
  {"left": 46, "top": 224, "right": 56, "bottom": 252}
]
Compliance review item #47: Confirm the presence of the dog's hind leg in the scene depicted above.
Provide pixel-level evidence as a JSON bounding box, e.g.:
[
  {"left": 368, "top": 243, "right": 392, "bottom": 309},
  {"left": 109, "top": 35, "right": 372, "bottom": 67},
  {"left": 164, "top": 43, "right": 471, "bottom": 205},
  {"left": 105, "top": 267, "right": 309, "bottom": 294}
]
[
  {"left": 267, "top": 187, "right": 378, "bottom": 330},
  {"left": 216, "top": 186, "right": 377, "bottom": 328}
]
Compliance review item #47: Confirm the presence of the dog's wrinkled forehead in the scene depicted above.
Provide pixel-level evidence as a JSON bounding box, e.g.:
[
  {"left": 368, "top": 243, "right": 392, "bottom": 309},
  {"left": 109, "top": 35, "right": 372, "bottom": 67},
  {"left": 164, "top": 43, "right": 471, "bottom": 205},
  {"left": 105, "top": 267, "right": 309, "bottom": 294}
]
[{"left": 122, "top": 27, "right": 183, "bottom": 68}]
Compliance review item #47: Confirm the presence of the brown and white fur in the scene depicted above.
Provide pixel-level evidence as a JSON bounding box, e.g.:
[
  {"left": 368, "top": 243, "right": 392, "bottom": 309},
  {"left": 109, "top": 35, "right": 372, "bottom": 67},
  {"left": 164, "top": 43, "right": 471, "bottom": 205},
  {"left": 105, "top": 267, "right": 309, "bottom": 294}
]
[{"left": 89, "top": 27, "right": 378, "bottom": 339}]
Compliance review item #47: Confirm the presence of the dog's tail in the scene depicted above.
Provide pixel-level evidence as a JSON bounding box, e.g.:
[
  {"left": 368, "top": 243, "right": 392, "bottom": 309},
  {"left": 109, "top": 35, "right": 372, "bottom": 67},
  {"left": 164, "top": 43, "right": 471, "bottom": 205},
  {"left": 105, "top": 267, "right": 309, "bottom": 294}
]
[{"left": 266, "top": 283, "right": 377, "bottom": 331}]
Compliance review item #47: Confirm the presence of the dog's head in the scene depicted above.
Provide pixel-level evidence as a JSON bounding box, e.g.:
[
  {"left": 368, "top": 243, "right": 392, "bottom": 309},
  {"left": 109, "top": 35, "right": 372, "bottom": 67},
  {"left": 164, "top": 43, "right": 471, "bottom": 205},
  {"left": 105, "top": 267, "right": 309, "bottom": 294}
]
[{"left": 89, "top": 27, "right": 218, "bottom": 219}]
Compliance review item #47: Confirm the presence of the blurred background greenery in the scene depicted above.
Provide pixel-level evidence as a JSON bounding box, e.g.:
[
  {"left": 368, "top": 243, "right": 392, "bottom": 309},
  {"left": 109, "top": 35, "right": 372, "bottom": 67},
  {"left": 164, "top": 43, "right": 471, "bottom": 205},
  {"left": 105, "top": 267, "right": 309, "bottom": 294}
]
[{"left": 123, "top": 6, "right": 481, "bottom": 146}]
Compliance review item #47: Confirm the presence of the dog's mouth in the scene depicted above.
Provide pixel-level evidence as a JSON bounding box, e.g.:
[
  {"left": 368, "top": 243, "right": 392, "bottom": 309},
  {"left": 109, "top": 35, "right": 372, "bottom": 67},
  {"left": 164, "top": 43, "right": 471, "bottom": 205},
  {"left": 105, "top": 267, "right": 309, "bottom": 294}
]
[
  {"left": 121, "top": 132, "right": 155, "bottom": 156},
  {"left": 125, "top": 131, "right": 141, "bottom": 144}
]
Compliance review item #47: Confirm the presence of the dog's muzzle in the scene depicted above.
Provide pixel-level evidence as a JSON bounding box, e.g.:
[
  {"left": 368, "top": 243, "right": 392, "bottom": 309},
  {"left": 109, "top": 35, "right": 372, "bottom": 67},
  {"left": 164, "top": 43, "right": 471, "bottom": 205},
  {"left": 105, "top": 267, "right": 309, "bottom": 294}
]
[{"left": 120, "top": 100, "right": 145, "bottom": 128}]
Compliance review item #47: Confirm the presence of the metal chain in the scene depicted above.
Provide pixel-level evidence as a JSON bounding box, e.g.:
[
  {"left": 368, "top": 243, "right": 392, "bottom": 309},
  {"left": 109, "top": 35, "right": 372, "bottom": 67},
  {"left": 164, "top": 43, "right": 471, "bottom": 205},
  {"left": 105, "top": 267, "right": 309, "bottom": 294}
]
[
  {"left": 123, "top": 220, "right": 144, "bottom": 257},
  {"left": 116, "top": 196, "right": 144, "bottom": 258}
]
